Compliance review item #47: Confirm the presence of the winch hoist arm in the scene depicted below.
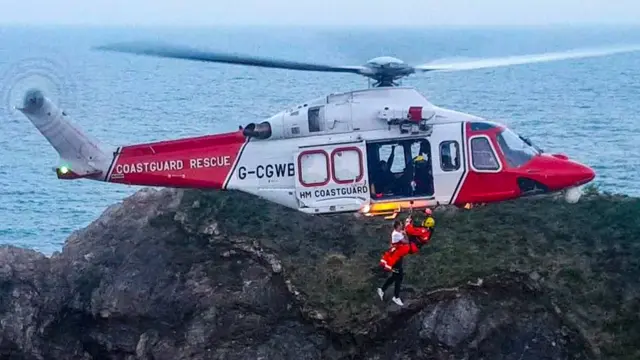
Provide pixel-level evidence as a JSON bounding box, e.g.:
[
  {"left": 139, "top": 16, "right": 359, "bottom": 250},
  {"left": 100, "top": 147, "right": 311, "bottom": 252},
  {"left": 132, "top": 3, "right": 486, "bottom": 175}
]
[{"left": 378, "top": 106, "right": 435, "bottom": 135}]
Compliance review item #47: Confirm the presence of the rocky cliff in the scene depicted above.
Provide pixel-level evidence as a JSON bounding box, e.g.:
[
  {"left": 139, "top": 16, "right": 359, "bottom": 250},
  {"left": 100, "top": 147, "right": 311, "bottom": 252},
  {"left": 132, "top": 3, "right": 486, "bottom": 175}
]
[{"left": 1, "top": 187, "right": 638, "bottom": 360}]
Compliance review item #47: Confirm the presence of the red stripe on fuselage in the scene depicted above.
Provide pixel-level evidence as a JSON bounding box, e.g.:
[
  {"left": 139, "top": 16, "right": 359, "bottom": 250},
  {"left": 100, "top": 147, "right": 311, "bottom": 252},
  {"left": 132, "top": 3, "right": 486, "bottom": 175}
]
[{"left": 108, "top": 130, "right": 247, "bottom": 188}]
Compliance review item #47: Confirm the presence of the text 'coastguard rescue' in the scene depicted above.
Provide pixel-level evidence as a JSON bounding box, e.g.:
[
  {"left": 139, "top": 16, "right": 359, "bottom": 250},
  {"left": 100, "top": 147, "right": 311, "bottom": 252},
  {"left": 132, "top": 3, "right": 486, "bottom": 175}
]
[{"left": 114, "top": 156, "right": 231, "bottom": 174}]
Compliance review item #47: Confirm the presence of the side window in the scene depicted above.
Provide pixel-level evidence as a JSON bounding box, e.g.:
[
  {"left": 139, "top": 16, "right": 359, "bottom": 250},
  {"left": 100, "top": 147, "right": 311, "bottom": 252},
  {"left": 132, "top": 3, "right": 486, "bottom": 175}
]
[
  {"left": 308, "top": 106, "right": 321, "bottom": 132},
  {"left": 408, "top": 139, "right": 432, "bottom": 171},
  {"left": 439, "top": 141, "right": 460, "bottom": 171},
  {"left": 411, "top": 142, "right": 421, "bottom": 159},
  {"left": 410, "top": 141, "right": 430, "bottom": 160},
  {"left": 298, "top": 150, "right": 329, "bottom": 186},
  {"left": 470, "top": 137, "right": 500, "bottom": 171},
  {"left": 332, "top": 147, "right": 363, "bottom": 183},
  {"left": 378, "top": 144, "right": 405, "bottom": 173}
]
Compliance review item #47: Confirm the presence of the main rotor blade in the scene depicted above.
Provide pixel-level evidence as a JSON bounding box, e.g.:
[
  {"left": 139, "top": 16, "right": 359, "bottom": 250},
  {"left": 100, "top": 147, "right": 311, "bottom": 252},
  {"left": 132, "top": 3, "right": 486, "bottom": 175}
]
[
  {"left": 414, "top": 44, "right": 640, "bottom": 72},
  {"left": 95, "top": 41, "right": 369, "bottom": 74}
]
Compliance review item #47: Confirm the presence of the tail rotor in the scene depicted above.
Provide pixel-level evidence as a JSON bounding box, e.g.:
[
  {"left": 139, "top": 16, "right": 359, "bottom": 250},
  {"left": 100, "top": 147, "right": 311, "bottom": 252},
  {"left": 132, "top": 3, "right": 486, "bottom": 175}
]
[{"left": 2, "top": 57, "right": 78, "bottom": 121}]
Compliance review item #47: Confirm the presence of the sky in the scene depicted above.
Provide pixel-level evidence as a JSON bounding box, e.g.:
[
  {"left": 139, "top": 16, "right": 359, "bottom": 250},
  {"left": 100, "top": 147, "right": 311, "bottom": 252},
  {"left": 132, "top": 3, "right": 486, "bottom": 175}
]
[{"left": 0, "top": 0, "right": 640, "bottom": 27}]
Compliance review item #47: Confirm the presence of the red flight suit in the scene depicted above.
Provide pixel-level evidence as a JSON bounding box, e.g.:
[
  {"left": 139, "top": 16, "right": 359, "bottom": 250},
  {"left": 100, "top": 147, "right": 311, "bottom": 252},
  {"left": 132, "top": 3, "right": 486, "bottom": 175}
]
[
  {"left": 405, "top": 222, "right": 433, "bottom": 246},
  {"left": 379, "top": 238, "right": 419, "bottom": 272}
]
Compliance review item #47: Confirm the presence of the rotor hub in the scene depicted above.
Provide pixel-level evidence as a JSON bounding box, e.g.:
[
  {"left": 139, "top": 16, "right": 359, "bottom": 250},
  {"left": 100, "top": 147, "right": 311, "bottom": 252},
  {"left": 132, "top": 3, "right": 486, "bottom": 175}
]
[
  {"left": 364, "top": 57, "right": 415, "bottom": 87},
  {"left": 366, "top": 56, "right": 405, "bottom": 67}
]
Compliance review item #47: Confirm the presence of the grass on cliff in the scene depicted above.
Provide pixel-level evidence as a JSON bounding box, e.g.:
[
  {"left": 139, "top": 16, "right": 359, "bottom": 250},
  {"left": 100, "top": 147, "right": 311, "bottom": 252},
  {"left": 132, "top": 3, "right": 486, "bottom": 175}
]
[{"left": 178, "top": 185, "right": 640, "bottom": 360}]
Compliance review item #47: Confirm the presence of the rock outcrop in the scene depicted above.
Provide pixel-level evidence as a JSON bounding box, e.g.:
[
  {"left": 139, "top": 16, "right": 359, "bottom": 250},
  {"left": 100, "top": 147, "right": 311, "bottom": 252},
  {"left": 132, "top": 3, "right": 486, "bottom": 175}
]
[{"left": 1, "top": 187, "right": 638, "bottom": 359}]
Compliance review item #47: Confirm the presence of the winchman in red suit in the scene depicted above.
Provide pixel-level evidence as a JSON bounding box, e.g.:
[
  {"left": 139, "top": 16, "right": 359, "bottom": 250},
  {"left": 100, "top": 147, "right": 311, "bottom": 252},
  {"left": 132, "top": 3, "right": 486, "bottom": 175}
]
[
  {"left": 377, "top": 209, "right": 436, "bottom": 306},
  {"left": 405, "top": 208, "right": 435, "bottom": 246}
]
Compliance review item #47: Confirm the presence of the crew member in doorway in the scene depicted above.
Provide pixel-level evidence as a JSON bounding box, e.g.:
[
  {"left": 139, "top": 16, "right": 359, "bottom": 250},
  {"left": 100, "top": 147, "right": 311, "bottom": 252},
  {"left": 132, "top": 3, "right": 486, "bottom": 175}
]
[
  {"left": 377, "top": 219, "right": 410, "bottom": 306},
  {"left": 372, "top": 145, "right": 397, "bottom": 195},
  {"left": 411, "top": 141, "right": 433, "bottom": 195}
]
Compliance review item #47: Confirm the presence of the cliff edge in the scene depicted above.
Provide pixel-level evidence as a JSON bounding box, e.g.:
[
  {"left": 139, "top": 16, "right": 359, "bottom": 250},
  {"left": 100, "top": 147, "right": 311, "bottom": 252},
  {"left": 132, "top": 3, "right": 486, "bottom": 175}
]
[{"left": 1, "top": 187, "right": 638, "bottom": 360}]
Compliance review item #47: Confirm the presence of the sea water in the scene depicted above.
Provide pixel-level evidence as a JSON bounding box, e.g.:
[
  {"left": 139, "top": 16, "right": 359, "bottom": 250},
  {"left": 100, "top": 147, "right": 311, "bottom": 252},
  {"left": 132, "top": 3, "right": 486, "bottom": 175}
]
[{"left": 1, "top": 25, "right": 639, "bottom": 254}]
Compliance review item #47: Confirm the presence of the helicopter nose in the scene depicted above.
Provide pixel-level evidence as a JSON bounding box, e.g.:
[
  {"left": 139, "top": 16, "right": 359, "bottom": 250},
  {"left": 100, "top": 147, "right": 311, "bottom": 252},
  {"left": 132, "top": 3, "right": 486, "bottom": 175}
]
[
  {"left": 556, "top": 159, "right": 596, "bottom": 189},
  {"left": 528, "top": 155, "right": 596, "bottom": 192},
  {"left": 573, "top": 163, "right": 596, "bottom": 185}
]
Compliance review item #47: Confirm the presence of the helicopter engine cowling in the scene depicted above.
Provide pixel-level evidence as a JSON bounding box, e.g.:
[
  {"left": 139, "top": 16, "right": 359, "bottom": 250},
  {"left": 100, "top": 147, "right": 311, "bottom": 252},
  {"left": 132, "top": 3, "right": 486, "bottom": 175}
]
[
  {"left": 241, "top": 111, "right": 288, "bottom": 141},
  {"left": 242, "top": 121, "right": 272, "bottom": 140}
]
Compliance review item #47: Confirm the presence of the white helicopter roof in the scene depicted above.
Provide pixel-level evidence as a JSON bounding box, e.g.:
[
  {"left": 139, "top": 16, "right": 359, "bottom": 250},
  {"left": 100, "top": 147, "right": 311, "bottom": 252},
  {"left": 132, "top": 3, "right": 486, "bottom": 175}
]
[{"left": 260, "top": 86, "right": 445, "bottom": 139}]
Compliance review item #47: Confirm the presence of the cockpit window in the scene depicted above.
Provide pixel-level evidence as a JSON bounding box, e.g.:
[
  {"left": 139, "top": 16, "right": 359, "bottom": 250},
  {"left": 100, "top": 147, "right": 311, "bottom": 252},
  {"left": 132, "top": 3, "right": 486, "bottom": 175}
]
[
  {"left": 496, "top": 128, "right": 540, "bottom": 168},
  {"left": 470, "top": 137, "right": 500, "bottom": 171}
]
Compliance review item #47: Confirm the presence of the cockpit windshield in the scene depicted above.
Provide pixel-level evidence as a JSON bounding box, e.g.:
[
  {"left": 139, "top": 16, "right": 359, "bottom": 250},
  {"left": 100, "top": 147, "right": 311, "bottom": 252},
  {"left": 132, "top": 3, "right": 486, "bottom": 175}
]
[{"left": 495, "top": 128, "right": 540, "bottom": 168}]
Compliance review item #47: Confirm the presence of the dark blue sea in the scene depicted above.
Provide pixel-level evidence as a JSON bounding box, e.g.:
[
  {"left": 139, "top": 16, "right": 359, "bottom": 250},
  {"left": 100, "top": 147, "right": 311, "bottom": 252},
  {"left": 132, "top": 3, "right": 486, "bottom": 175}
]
[{"left": 1, "top": 25, "right": 639, "bottom": 254}]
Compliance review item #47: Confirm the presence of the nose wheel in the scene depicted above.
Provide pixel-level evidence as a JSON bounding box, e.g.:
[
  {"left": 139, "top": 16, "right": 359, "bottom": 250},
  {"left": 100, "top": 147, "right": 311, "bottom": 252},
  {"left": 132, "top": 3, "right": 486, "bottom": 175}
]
[{"left": 564, "top": 186, "right": 583, "bottom": 204}]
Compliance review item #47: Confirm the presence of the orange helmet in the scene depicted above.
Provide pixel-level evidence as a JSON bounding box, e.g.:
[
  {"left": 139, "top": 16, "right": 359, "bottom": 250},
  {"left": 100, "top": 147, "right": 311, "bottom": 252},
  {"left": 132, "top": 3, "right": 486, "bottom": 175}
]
[{"left": 424, "top": 208, "right": 433, "bottom": 216}]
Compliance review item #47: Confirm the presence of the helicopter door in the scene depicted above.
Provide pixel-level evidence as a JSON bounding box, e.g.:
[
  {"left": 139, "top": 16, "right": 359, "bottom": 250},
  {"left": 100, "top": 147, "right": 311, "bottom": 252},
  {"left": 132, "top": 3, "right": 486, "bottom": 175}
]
[
  {"left": 432, "top": 123, "right": 466, "bottom": 205},
  {"left": 294, "top": 141, "right": 370, "bottom": 214}
]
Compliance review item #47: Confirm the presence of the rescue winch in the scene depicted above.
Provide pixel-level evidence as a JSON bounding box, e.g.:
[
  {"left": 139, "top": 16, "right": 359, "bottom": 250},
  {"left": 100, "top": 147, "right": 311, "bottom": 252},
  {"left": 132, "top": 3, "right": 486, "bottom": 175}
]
[{"left": 378, "top": 106, "right": 435, "bottom": 135}]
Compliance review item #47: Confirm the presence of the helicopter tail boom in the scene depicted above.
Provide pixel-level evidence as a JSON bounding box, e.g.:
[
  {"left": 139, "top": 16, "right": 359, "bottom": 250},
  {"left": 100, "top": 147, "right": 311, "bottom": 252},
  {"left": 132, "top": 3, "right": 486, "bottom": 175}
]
[
  {"left": 106, "top": 131, "right": 248, "bottom": 189},
  {"left": 17, "top": 89, "right": 113, "bottom": 181},
  {"left": 17, "top": 89, "right": 249, "bottom": 188}
]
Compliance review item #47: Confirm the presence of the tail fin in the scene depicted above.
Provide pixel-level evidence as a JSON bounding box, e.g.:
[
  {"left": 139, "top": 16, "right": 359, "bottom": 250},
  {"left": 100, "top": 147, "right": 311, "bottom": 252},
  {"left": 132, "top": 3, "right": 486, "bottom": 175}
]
[{"left": 17, "top": 89, "right": 114, "bottom": 180}]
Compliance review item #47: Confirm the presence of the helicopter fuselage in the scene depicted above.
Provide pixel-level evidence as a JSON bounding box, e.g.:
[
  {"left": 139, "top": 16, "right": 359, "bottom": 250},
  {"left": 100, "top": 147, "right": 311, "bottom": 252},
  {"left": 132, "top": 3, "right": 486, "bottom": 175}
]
[{"left": 19, "top": 86, "right": 595, "bottom": 216}]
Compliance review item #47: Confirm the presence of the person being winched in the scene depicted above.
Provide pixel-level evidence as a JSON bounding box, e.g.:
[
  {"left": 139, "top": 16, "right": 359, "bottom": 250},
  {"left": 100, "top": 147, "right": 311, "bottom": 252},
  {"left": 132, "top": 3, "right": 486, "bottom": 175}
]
[{"left": 377, "top": 209, "right": 436, "bottom": 306}]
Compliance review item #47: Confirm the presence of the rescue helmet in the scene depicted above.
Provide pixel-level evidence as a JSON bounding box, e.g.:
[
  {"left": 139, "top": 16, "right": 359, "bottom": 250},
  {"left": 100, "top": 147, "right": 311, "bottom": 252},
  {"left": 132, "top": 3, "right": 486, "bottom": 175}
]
[
  {"left": 424, "top": 208, "right": 433, "bottom": 216},
  {"left": 423, "top": 217, "right": 435, "bottom": 228}
]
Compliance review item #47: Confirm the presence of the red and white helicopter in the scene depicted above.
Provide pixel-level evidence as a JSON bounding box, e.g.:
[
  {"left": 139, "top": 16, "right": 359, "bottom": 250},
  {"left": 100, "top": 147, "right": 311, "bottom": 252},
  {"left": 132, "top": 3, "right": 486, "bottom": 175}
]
[{"left": 17, "top": 42, "right": 640, "bottom": 217}]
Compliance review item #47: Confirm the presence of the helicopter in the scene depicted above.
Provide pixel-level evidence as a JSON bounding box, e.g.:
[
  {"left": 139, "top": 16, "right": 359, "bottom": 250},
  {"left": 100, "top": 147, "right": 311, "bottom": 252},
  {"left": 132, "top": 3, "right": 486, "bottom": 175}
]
[{"left": 16, "top": 41, "right": 640, "bottom": 217}]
